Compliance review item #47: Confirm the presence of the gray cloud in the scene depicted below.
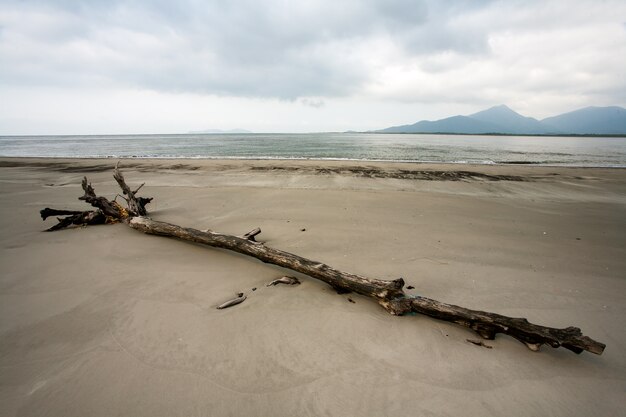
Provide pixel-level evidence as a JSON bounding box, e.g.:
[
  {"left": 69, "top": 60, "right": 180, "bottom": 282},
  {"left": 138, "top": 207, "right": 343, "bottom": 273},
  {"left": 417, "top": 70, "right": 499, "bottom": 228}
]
[
  {"left": 0, "top": 0, "right": 497, "bottom": 99},
  {"left": 300, "top": 98, "right": 326, "bottom": 109},
  {"left": 0, "top": 0, "right": 624, "bottom": 112}
]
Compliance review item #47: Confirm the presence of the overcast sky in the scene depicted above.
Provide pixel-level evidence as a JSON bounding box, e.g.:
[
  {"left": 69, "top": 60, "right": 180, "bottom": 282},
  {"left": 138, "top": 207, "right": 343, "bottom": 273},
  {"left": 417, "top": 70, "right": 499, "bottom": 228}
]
[{"left": 1, "top": 0, "right": 625, "bottom": 134}]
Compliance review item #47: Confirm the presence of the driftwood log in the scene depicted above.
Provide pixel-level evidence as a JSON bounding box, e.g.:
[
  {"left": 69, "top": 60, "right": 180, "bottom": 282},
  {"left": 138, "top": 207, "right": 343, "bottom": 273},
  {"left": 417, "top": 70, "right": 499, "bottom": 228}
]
[{"left": 40, "top": 163, "right": 605, "bottom": 356}]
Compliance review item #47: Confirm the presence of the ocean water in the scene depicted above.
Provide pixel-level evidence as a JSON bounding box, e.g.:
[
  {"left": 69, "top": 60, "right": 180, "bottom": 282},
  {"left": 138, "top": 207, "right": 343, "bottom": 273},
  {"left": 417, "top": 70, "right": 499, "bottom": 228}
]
[{"left": 1, "top": 133, "right": 625, "bottom": 167}]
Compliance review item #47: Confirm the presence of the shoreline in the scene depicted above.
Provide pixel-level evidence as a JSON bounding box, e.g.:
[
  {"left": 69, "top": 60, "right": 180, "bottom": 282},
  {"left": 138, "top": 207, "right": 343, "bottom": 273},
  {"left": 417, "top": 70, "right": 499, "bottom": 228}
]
[
  {"left": 1, "top": 155, "right": 626, "bottom": 170},
  {"left": 1, "top": 157, "right": 625, "bottom": 416},
  {"left": 2, "top": 132, "right": 626, "bottom": 138},
  {"left": 2, "top": 132, "right": 624, "bottom": 167},
  {"left": 2, "top": 155, "right": 626, "bottom": 169}
]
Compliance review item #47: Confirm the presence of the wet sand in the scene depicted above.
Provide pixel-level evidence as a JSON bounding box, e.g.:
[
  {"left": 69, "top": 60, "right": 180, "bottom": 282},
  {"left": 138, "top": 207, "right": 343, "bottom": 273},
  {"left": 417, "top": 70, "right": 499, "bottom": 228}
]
[{"left": 1, "top": 158, "right": 625, "bottom": 416}]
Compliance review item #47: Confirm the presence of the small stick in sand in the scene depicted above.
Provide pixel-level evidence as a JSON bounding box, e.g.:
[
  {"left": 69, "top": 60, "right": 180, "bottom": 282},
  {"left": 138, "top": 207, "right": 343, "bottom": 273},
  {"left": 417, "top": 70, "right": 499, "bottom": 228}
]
[
  {"left": 216, "top": 293, "right": 247, "bottom": 309},
  {"left": 266, "top": 276, "right": 301, "bottom": 286},
  {"left": 467, "top": 339, "right": 493, "bottom": 349}
]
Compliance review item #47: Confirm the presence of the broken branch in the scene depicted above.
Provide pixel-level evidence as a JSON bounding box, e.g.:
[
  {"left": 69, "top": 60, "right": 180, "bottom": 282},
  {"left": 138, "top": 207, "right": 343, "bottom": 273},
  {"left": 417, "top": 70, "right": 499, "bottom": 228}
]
[{"left": 241, "top": 227, "right": 262, "bottom": 242}]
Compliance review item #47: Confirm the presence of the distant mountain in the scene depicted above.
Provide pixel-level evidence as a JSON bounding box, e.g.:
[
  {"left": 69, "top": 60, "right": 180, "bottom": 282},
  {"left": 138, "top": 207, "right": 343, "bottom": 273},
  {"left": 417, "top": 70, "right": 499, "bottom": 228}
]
[
  {"left": 469, "top": 105, "right": 553, "bottom": 134},
  {"left": 189, "top": 128, "right": 253, "bottom": 134},
  {"left": 541, "top": 106, "right": 626, "bottom": 135},
  {"left": 382, "top": 115, "right": 502, "bottom": 134},
  {"left": 377, "top": 105, "right": 626, "bottom": 135}
]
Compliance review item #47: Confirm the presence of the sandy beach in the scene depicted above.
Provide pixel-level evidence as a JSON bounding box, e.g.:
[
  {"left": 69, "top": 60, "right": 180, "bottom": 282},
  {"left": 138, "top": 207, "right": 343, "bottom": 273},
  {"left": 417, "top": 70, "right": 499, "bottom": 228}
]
[{"left": 1, "top": 158, "right": 625, "bottom": 417}]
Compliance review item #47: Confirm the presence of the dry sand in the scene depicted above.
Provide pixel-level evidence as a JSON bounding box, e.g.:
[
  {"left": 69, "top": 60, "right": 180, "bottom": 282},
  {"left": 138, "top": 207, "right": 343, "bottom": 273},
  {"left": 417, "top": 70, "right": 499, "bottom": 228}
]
[{"left": 1, "top": 158, "right": 625, "bottom": 417}]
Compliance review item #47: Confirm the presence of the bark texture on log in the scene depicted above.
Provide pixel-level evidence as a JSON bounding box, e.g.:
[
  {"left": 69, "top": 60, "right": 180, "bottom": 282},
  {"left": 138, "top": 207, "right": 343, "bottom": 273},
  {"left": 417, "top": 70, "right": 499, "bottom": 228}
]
[
  {"left": 79, "top": 177, "right": 127, "bottom": 219},
  {"left": 382, "top": 297, "right": 604, "bottom": 354},
  {"left": 40, "top": 208, "right": 106, "bottom": 232},
  {"left": 40, "top": 164, "right": 606, "bottom": 356},
  {"left": 40, "top": 208, "right": 85, "bottom": 220},
  {"left": 113, "top": 162, "right": 152, "bottom": 216}
]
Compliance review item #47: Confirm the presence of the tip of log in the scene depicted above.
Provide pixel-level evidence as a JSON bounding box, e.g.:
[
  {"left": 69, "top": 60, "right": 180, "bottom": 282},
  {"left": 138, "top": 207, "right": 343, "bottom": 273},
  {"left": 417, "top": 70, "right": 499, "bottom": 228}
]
[
  {"left": 591, "top": 344, "right": 606, "bottom": 355},
  {"left": 554, "top": 328, "right": 605, "bottom": 355},
  {"left": 569, "top": 336, "right": 606, "bottom": 355}
]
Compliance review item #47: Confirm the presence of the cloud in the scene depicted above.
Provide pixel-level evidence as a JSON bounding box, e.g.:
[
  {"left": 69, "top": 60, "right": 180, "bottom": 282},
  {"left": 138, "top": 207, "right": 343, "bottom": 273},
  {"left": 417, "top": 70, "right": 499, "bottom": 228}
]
[
  {"left": 300, "top": 98, "right": 326, "bottom": 109},
  {"left": 362, "top": 1, "right": 626, "bottom": 116},
  {"left": 0, "top": 0, "right": 497, "bottom": 99},
  {"left": 0, "top": 0, "right": 625, "bottom": 133}
]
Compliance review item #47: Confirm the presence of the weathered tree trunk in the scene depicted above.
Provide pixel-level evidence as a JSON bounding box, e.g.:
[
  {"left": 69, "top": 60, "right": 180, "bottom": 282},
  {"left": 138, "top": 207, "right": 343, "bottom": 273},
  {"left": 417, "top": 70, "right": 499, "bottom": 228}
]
[
  {"left": 40, "top": 164, "right": 606, "bottom": 356},
  {"left": 128, "top": 217, "right": 605, "bottom": 355},
  {"left": 129, "top": 217, "right": 405, "bottom": 300}
]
